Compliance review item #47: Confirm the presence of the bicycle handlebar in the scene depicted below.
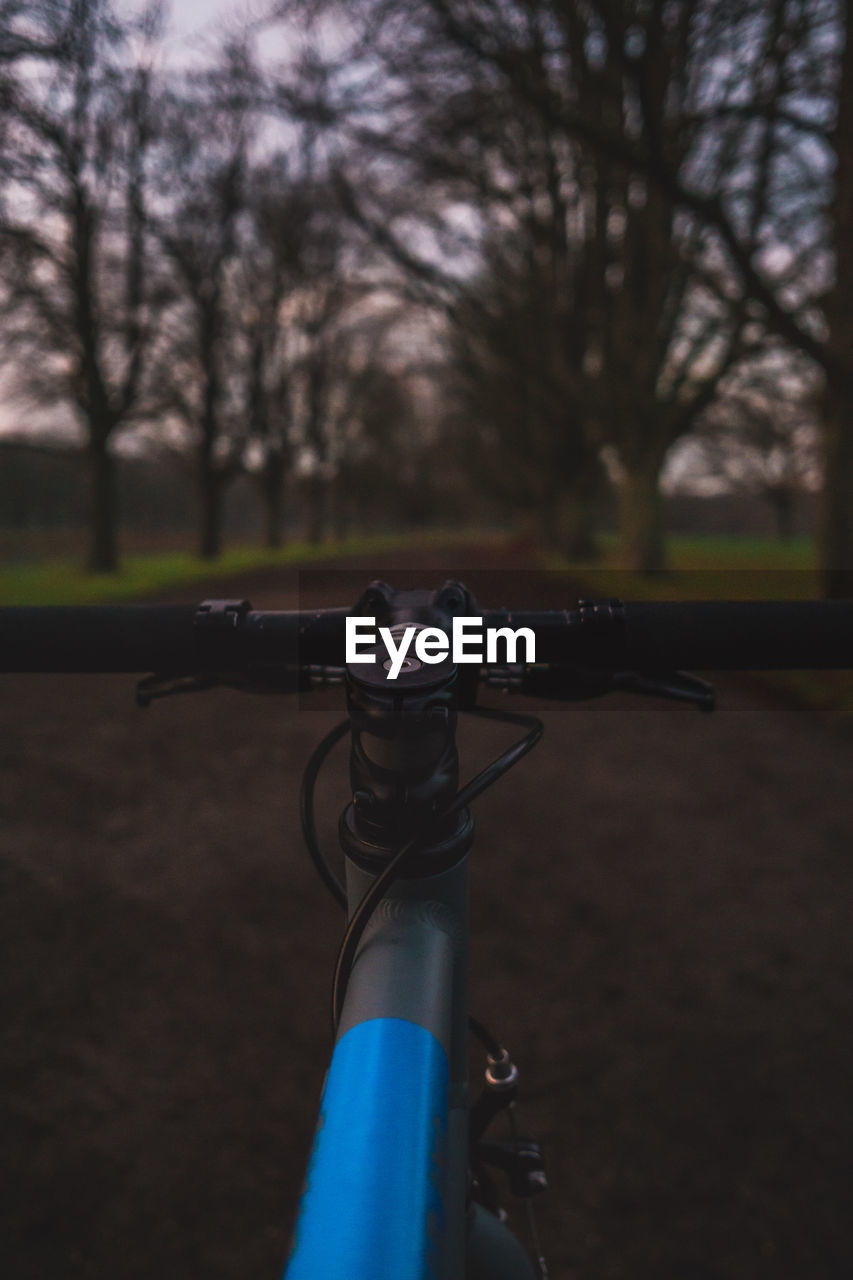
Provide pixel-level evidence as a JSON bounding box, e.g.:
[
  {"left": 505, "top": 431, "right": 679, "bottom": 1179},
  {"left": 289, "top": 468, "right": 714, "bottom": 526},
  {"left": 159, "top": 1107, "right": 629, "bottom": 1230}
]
[
  {"left": 489, "top": 601, "right": 853, "bottom": 669},
  {"left": 624, "top": 601, "right": 853, "bottom": 670},
  {"left": 2, "top": 598, "right": 853, "bottom": 674},
  {"left": 0, "top": 605, "right": 200, "bottom": 672}
]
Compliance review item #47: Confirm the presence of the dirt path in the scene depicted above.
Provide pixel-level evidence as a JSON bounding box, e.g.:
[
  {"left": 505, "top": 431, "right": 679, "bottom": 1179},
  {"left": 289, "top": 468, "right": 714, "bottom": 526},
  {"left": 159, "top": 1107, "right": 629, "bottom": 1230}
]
[{"left": 2, "top": 545, "right": 853, "bottom": 1278}]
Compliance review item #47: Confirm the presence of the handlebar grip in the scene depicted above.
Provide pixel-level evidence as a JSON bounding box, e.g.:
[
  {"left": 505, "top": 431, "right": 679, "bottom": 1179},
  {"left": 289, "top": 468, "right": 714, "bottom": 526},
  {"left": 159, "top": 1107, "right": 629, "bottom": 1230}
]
[
  {"left": 622, "top": 601, "right": 853, "bottom": 670},
  {"left": 0, "top": 606, "right": 199, "bottom": 672}
]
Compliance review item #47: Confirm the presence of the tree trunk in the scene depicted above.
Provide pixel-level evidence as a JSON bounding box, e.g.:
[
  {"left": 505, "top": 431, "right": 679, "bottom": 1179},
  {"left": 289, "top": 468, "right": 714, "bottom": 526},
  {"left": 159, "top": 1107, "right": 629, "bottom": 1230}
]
[
  {"left": 766, "top": 487, "right": 795, "bottom": 542},
  {"left": 620, "top": 461, "right": 666, "bottom": 575},
  {"left": 556, "top": 490, "right": 600, "bottom": 561},
  {"left": 821, "top": 10, "right": 853, "bottom": 596},
  {"left": 330, "top": 471, "right": 349, "bottom": 542},
  {"left": 303, "top": 475, "right": 326, "bottom": 545},
  {"left": 199, "top": 468, "right": 223, "bottom": 560},
  {"left": 819, "top": 372, "right": 853, "bottom": 597},
  {"left": 262, "top": 454, "right": 286, "bottom": 551},
  {"left": 538, "top": 502, "right": 559, "bottom": 552},
  {"left": 87, "top": 437, "right": 119, "bottom": 573}
]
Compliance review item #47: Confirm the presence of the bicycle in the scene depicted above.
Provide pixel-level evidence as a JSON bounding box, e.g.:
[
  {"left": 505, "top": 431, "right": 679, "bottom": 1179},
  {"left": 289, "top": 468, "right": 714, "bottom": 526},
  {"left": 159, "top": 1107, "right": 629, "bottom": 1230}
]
[{"left": 3, "top": 582, "right": 853, "bottom": 1278}]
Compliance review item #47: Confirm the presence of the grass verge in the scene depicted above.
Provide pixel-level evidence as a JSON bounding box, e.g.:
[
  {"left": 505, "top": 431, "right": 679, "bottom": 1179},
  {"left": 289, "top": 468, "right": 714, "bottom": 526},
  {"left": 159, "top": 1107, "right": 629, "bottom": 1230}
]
[
  {"left": 0, "top": 530, "right": 493, "bottom": 605},
  {"left": 545, "top": 532, "right": 819, "bottom": 600}
]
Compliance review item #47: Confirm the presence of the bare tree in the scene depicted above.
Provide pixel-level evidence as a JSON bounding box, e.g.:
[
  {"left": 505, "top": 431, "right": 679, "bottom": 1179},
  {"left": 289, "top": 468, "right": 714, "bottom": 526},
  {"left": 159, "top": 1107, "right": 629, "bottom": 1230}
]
[
  {"left": 290, "top": 288, "right": 406, "bottom": 544},
  {"left": 248, "top": 158, "right": 397, "bottom": 546},
  {"left": 276, "top": 0, "right": 847, "bottom": 581},
  {"left": 563, "top": 0, "right": 842, "bottom": 578},
  {"left": 446, "top": 234, "right": 605, "bottom": 557},
  {"left": 0, "top": 0, "right": 72, "bottom": 67},
  {"left": 687, "top": 350, "right": 821, "bottom": 540},
  {"left": 0, "top": 0, "right": 162, "bottom": 571},
  {"left": 430, "top": 0, "right": 845, "bottom": 580},
  {"left": 269, "top": 1, "right": 775, "bottom": 569},
  {"left": 148, "top": 45, "right": 258, "bottom": 560},
  {"left": 240, "top": 162, "right": 379, "bottom": 550},
  {"left": 821, "top": 6, "right": 853, "bottom": 594},
  {"left": 239, "top": 161, "right": 310, "bottom": 548},
  {"left": 332, "top": 359, "right": 440, "bottom": 535}
]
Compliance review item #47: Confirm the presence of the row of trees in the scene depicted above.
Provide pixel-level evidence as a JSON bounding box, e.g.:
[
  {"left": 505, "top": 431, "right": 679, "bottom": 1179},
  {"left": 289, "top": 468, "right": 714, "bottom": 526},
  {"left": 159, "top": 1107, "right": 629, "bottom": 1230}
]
[
  {"left": 283, "top": 0, "right": 846, "bottom": 584},
  {"left": 0, "top": 1, "right": 846, "bottom": 585},
  {"left": 0, "top": 0, "right": 433, "bottom": 569}
]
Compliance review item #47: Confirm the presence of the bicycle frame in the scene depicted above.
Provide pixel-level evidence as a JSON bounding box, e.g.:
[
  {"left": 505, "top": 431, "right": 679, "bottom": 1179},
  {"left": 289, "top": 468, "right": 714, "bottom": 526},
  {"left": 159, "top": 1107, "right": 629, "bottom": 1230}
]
[
  {"left": 283, "top": 582, "right": 538, "bottom": 1278},
  {"left": 284, "top": 853, "right": 466, "bottom": 1278},
  {"left": 284, "top": 854, "right": 537, "bottom": 1279}
]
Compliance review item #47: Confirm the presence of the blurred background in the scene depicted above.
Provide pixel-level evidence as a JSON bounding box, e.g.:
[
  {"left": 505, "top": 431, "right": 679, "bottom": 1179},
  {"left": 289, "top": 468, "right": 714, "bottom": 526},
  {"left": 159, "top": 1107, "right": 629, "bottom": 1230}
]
[
  {"left": 4, "top": 5, "right": 853, "bottom": 1280},
  {"left": 1, "top": 0, "right": 850, "bottom": 602}
]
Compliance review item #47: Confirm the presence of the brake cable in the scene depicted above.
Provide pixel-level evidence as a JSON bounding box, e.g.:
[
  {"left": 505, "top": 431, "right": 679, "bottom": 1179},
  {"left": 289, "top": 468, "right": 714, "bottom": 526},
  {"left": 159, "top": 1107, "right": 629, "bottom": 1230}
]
[
  {"left": 329, "top": 703, "right": 543, "bottom": 1031},
  {"left": 299, "top": 718, "right": 350, "bottom": 909},
  {"left": 297, "top": 703, "right": 544, "bottom": 1028}
]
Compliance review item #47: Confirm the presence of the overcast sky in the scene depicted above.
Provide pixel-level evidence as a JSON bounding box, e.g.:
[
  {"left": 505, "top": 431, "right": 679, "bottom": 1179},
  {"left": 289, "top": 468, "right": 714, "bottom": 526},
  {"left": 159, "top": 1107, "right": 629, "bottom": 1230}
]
[{"left": 119, "top": 0, "right": 271, "bottom": 64}]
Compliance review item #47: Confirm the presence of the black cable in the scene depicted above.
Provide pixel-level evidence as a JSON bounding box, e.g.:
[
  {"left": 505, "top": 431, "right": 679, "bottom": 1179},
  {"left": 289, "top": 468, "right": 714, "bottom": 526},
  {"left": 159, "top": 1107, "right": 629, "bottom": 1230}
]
[
  {"left": 300, "top": 713, "right": 521, "bottom": 1054},
  {"left": 331, "top": 704, "right": 544, "bottom": 1031},
  {"left": 299, "top": 719, "right": 350, "bottom": 909},
  {"left": 457, "top": 705, "right": 545, "bottom": 804},
  {"left": 468, "top": 1014, "right": 503, "bottom": 1058},
  {"left": 508, "top": 1101, "right": 550, "bottom": 1279}
]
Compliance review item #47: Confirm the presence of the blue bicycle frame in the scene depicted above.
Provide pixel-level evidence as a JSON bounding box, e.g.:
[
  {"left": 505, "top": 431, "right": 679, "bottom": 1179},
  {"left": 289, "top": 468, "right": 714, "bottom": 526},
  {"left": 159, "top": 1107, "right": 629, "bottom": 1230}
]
[{"left": 283, "top": 853, "right": 537, "bottom": 1279}]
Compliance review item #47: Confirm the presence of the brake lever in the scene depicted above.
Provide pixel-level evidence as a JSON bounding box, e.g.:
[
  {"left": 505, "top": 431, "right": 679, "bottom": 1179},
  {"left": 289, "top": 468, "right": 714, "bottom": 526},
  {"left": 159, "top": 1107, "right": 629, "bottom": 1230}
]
[
  {"left": 611, "top": 669, "right": 715, "bottom": 712},
  {"left": 136, "top": 664, "right": 342, "bottom": 706},
  {"left": 482, "top": 665, "right": 613, "bottom": 700},
  {"left": 136, "top": 672, "right": 224, "bottom": 707}
]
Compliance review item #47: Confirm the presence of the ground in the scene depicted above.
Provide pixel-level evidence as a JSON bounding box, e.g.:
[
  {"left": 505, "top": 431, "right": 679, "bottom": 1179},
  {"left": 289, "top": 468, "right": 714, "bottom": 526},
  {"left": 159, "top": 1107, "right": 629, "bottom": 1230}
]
[{"left": 2, "top": 545, "right": 852, "bottom": 1279}]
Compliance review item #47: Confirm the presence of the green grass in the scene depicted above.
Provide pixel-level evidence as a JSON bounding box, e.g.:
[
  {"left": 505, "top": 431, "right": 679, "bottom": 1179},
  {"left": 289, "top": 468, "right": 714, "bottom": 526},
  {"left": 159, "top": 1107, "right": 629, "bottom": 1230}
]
[
  {"left": 652, "top": 532, "right": 814, "bottom": 568},
  {"left": 572, "top": 531, "right": 815, "bottom": 565},
  {"left": 548, "top": 532, "right": 819, "bottom": 600},
  {"left": 0, "top": 529, "right": 491, "bottom": 605}
]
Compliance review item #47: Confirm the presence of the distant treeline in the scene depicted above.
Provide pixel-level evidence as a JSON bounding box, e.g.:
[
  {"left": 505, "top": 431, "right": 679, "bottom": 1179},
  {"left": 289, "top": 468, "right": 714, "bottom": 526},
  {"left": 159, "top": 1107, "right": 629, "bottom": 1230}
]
[
  {"left": 0, "top": 441, "right": 488, "bottom": 544},
  {"left": 0, "top": 441, "right": 816, "bottom": 547}
]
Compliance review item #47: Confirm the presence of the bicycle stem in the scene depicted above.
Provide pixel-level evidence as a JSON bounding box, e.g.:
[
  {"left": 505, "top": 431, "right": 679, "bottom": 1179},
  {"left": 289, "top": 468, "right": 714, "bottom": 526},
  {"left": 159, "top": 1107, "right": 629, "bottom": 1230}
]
[{"left": 339, "top": 581, "right": 476, "bottom": 878}]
